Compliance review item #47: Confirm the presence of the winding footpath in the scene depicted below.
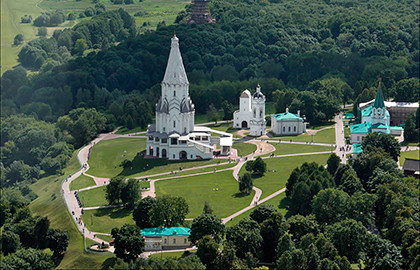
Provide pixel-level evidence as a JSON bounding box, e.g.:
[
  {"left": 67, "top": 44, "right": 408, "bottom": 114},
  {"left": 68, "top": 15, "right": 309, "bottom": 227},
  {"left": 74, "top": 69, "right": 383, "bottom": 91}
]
[{"left": 61, "top": 119, "right": 344, "bottom": 254}]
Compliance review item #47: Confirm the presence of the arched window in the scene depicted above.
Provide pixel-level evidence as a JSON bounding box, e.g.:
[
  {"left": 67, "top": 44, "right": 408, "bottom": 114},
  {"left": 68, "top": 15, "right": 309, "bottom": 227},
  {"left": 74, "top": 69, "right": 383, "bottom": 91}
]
[
  {"left": 184, "top": 127, "right": 186, "bottom": 133},
  {"left": 174, "top": 90, "right": 176, "bottom": 96},
  {"left": 294, "top": 126, "right": 296, "bottom": 132},
  {"left": 288, "top": 126, "right": 291, "bottom": 132},
  {"left": 260, "top": 110, "right": 262, "bottom": 118},
  {"left": 173, "top": 121, "right": 176, "bottom": 128},
  {"left": 173, "top": 238, "right": 176, "bottom": 244},
  {"left": 253, "top": 109, "right": 256, "bottom": 118},
  {"left": 283, "top": 126, "right": 285, "bottom": 132}
]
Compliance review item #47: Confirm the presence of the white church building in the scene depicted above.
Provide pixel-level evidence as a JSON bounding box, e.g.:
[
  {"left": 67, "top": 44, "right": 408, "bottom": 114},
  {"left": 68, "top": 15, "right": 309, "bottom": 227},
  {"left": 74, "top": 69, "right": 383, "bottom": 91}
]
[
  {"left": 233, "top": 85, "right": 267, "bottom": 136},
  {"left": 146, "top": 36, "right": 232, "bottom": 160}
]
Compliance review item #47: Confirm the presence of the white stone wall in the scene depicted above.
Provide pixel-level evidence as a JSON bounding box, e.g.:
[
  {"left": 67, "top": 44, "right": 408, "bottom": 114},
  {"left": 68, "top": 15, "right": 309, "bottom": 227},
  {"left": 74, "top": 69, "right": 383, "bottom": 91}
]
[
  {"left": 233, "top": 95, "right": 251, "bottom": 128},
  {"left": 350, "top": 133, "right": 366, "bottom": 144}
]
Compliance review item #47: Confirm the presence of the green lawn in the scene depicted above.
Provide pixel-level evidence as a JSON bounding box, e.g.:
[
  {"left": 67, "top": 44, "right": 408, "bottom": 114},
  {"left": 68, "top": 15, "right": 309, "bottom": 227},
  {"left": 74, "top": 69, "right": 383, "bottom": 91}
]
[
  {"left": 87, "top": 137, "right": 223, "bottom": 178},
  {"left": 86, "top": 137, "right": 146, "bottom": 177},
  {"left": 78, "top": 186, "right": 109, "bottom": 208},
  {"left": 96, "top": 234, "right": 114, "bottom": 243},
  {"left": 155, "top": 171, "right": 255, "bottom": 219},
  {"left": 29, "top": 151, "right": 113, "bottom": 269},
  {"left": 149, "top": 250, "right": 196, "bottom": 259},
  {"left": 234, "top": 142, "right": 257, "bottom": 156},
  {"left": 82, "top": 207, "right": 134, "bottom": 234},
  {"left": 240, "top": 154, "right": 330, "bottom": 199},
  {"left": 226, "top": 192, "right": 290, "bottom": 227},
  {"left": 400, "top": 150, "right": 420, "bottom": 166},
  {"left": 151, "top": 163, "right": 236, "bottom": 179},
  {"left": 115, "top": 126, "right": 146, "bottom": 134},
  {"left": 270, "top": 127, "right": 336, "bottom": 144},
  {"left": 70, "top": 174, "right": 96, "bottom": 191},
  {"left": 266, "top": 143, "right": 334, "bottom": 156}
]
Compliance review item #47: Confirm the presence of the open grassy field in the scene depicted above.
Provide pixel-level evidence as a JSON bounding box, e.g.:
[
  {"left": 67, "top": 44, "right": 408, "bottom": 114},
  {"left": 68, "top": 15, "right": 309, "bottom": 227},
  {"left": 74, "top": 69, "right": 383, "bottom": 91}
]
[
  {"left": 96, "top": 234, "right": 114, "bottom": 243},
  {"left": 151, "top": 162, "right": 236, "bottom": 179},
  {"left": 1, "top": 0, "right": 44, "bottom": 73},
  {"left": 226, "top": 192, "right": 289, "bottom": 227},
  {"left": 29, "top": 151, "right": 113, "bottom": 268},
  {"left": 400, "top": 150, "right": 420, "bottom": 166},
  {"left": 82, "top": 207, "right": 134, "bottom": 234},
  {"left": 78, "top": 186, "right": 109, "bottom": 207},
  {"left": 87, "top": 137, "right": 223, "bottom": 178},
  {"left": 155, "top": 171, "right": 255, "bottom": 219},
  {"left": 266, "top": 142, "right": 334, "bottom": 156},
  {"left": 240, "top": 154, "right": 330, "bottom": 199},
  {"left": 149, "top": 250, "right": 195, "bottom": 259},
  {"left": 234, "top": 142, "right": 257, "bottom": 156},
  {"left": 269, "top": 127, "right": 336, "bottom": 144},
  {"left": 70, "top": 174, "right": 96, "bottom": 190}
]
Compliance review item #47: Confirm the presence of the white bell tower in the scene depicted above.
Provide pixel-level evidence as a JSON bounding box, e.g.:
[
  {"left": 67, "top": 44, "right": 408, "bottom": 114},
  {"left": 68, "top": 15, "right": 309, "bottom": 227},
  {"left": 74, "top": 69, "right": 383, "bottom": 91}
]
[{"left": 250, "top": 84, "right": 266, "bottom": 136}]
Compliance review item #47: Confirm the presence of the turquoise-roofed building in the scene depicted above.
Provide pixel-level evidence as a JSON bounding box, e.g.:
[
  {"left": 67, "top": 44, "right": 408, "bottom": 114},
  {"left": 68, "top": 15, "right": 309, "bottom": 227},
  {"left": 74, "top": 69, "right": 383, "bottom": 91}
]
[
  {"left": 271, "top": 109, "right": 306, "bottom": 135},
  {"left": 350, "top": 81, "right": 402, "bottom": 145},
  {"left": 140, "top": 227, "right": 192, "bottom": 251}
]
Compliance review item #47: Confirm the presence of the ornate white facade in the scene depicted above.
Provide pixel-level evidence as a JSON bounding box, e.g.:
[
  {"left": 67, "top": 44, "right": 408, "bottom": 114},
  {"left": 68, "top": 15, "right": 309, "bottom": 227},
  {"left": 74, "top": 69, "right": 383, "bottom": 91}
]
[
  {"left": 233, "top": 85, "right": 266, "bottom": 136},
  {"left": 146, "top": 36, "right": 232, "bottom": 160}
]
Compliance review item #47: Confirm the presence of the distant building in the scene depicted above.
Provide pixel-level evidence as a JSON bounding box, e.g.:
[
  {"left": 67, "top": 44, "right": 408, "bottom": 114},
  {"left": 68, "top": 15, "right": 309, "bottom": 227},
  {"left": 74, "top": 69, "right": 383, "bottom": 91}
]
[
  {"left": 189, "top": 0, "right": 215, "bottom": 24},
  {"left": 271, "top": 109, "right": 306, "bottom": 136},
  {"left": 146, "top": 36, "right": 232, "bottom": 160},
  {"left": 359, "top": 100, "right": 418, "bottom": 127},
  {"left": 141, "top": 227, "right": 191, "bottom": 251},
  {"left": 233, "top": 85, "right": 266, "bottom": 136},
  {"left": 350, "top": 82, "right": 403, "bottom": 144},
  {"left": 403, "top": 158, "right": 420, "bottom": 179}
]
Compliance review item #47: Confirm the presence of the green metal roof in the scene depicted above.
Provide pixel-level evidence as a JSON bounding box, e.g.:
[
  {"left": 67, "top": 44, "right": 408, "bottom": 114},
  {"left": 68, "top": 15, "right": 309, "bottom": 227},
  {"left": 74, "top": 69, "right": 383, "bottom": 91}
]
[
  {"left": 353, "top": 143, "right": 363, "bottom": 154},
  {"left": 345, "top": 113, "right": 355, "bottom": 119},
  {"left": 390, "top": 126, "right": 403, "bottom": 130},
  {"left": 141, "top": 227, "right": 190, "bottom": 238},
  {"left": 350, "top": 122, "right": 371, "bottom": 134},
  {"left": 371, "top": 123, "right": 389, "bottom": 129},
  {"left": 361, "top": 105, "right": 390, "bottom": 117},
  {"left": 373, "top": 83, "right": 385, "bottom": 108},
  {"left": 272, "top": 112, "right": 302, "bottom": 121}
]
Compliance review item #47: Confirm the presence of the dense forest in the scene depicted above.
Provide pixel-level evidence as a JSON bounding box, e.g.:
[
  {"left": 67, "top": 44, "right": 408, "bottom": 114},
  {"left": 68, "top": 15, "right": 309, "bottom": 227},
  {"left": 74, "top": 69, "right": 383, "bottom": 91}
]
[{"left": 0, "top": 0, "right": 419, "bottom": 267}]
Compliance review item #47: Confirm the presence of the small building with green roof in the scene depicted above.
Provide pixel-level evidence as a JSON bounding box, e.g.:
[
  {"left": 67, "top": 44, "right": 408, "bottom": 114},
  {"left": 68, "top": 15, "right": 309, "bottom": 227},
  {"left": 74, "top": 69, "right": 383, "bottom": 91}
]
[
  {"left": 271, "top": 109, "right": 306, "bottom": 135},
  {"left": 140, "top": 227, "right": 192, "bottom": 251}
]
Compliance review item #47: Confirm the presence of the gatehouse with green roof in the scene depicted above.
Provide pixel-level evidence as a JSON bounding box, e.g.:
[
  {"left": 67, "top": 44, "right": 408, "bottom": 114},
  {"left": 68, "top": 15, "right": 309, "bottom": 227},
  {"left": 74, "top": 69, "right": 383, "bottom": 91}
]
[
  {"left": 271, "top": 109, "right": 306, "bottom": 135},
  {"left": 141, "top": 227, "right": 192, "bottom": 251}
]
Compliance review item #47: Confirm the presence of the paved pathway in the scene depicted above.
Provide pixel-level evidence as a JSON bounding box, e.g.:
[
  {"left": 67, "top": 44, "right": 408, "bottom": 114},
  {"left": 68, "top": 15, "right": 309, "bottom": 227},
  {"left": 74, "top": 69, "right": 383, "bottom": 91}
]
[{"left": 334, "top": 113, "right": 347, "bottom": 164}]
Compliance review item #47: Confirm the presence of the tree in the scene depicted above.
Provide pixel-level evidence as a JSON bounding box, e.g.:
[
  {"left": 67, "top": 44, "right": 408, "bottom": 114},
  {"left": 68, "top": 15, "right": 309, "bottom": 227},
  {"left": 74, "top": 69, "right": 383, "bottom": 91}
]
[
  {"left": 239, "top": 172, "right": 253, "bottom": 194},
  {"left": 226, "top": 219, "right": 262, "bottom": 258},
  {"left": 221, "top": 101, "right": 234, "bottom": 121},
  {"left": 111, "top": 224, "right": 145, "bottom": 262},
  {"left": 260, "top": 212, "right": 287, "bottom": 262},
  {"left": 287, "top": 214, "right": 320, "bottom": 241},
  {"left": 196, "top": 235, "right": 219, "bottom": 267},
  {"left": 327, "top": 219, "right": 368, "bottom": 262},
  {"left": 365, "top": 235, "right": 403, "bottom": 270},
  {"left": 46, "top": 229, "right": 69, "bottom": 257},
  {"left": 250, "top": 204, "right": 277, "bottom": 224},
  {"left": 74, "top": 39, "right": 87, "bottom": 55},
  {"left": 206, "top": 104, "right": 219, "bottom": 124},
  {"left": 0, "top": 248, "right": 54, "bottom": 269},
  {"left": 202, "top": 201, "right": 213, "bottom": 215},
  {"left": 0, "top": 231, "right": 20, "bottom": 255},
  {"left": 149, "top": 195, "right": 189, "bottom": 227},
  {"left": 361, "top": 133, "right": 401, "bottom": 161},
  {"left": 133, "top": 196, "right": 156, "bottom": 229},
  {"left": 404, "top": 114, "right": 418, "bottom": 142},
  {"left": 120, "top": 178, "right": 140, "bottom": 209},
  {"left": 312, "top": 188, "right": 350, "bottom": 225},
  {"left": 34, "top": 217, "right": 50, "bottom": 249},
  {"left": 189, "top": 214, "right": 225, "bottom": 245},
  {"left": 394, "top": 78, "right": 419, "bottom": 102},
  {"left": 245, "top": 157, "right": 267, "bottom": 176},
  {"left": 106, "top": 176, "right": 124, "bottom": 205},
  {"left": 13, "top": 34, "right": 24, "bottom": 46},
  {"left": 327, "top": 153, "right": 341, "bottom": 175},
  {"left": 37, "top": 27, "right": 47, "bottom": 37}
]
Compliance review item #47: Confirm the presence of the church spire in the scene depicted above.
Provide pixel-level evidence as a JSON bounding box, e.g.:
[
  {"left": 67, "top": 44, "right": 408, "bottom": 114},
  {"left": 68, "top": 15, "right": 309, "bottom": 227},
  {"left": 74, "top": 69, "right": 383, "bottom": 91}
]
[
  {"left": 373, "top": 78, "right": 385, "bottom": 109},
  {"left": 162, "top": 36, "right": 189, "bottom": 85}
]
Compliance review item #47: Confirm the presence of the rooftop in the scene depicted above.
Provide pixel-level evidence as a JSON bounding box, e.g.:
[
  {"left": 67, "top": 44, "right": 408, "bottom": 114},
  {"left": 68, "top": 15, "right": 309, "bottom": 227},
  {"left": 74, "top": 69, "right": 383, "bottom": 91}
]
[
  {"left": 353, "top": 143, "right": 363, "bottom": 154},
  {"left": 272, "top": 111, "right": 302, "bottom": 121},
  {"left": 403, "top": 158, "right": 420, "bottom": 172},
  {"left": 350, "top": 122, "right": 371, "bottom": 134},
  {"left": 141, "top": 227, "right": 190, "bottom": 238}
]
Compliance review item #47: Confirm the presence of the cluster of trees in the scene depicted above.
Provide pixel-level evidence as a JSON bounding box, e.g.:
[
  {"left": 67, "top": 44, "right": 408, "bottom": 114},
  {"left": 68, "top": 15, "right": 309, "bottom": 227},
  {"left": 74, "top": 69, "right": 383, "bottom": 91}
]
[
  {"left": 0, "top": 205, "right": 69, "bottom": 268},
  {"left": 105, "top": 176, "right": 140, "bottom": 209},
  {"left": 282, "top": 133, "right": 419, "bottom": 269},
  {"left": 110, "top": 0, "right": 138, "bottom": 4},
  {"left": 17, "top": 9, "right": 135, "bottom": 70},
  {"left": 33, "top": 10, "right": 66, "bottom": 27},
  {"left": 404, "top": 107, "right": 420, "bottom": 142},
  {"left": 79, "top": 3, "right": 107, "bottom": 18},
  {"left": 239, "top": 157, "right": 267, "bottom": 194},
  {"left": 20, "top": 14, "right": 32, "bottom": 23},
  {"left": 132, "top": 195, "right": 189, "bottom": 228}
]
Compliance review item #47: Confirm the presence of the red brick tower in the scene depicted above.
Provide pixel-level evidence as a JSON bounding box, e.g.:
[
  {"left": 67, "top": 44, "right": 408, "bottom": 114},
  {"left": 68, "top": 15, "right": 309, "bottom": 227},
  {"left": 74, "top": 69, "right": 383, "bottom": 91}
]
[{"left": 189, "top": 0, "right": 215, "bottom": 24}]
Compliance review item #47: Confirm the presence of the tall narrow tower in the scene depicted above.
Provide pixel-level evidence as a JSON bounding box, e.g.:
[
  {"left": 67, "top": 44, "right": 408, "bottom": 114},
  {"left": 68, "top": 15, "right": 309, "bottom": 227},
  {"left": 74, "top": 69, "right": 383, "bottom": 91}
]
[
  {"left": 155, "top": 35, "right": 195, "bottom": 135},
  {"left": 190, "top": 0, "right": 214, "bottom": 24},
  {"left": 250, "top": 84, "right": 266, "bottom": 136}
]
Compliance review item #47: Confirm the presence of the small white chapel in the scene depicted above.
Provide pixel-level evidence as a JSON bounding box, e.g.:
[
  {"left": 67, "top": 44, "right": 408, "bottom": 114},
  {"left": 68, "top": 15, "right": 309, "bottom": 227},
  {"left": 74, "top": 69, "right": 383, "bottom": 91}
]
[{"left": 233, "top": 85, "right": 267, "bottom": 136}]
